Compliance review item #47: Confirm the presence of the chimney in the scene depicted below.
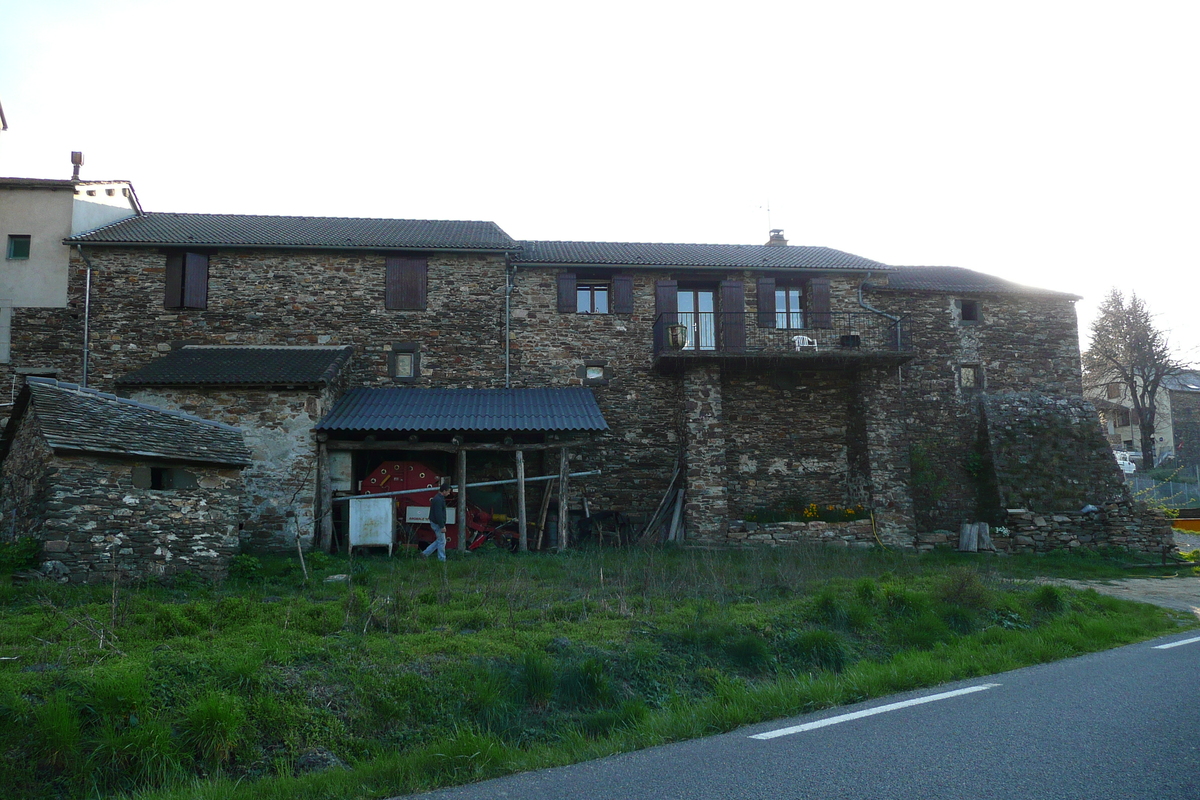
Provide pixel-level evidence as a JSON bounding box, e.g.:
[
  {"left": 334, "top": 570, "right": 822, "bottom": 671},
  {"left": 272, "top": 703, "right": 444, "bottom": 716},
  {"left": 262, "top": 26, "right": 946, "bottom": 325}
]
[
  {"left": 766, "top": 229, "right": 787, "bottom": 246},
  {"left": 71, "top": 151, "right": 83, "bottom": 181}
]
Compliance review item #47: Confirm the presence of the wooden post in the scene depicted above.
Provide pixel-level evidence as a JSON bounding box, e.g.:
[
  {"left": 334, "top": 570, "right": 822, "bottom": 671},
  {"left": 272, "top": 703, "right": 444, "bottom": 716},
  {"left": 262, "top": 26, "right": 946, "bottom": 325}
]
[
  {"left": 976, "top": 522, "right": 993, "bottom": 551},
  {"left": 515, "top": 449, "right": 528, "bottom": 552},
  {"left": 536, "top": 478, "right": 556, "bottom": 550},
  {"left": 317, "top": 441, "right": 334, "bottom": 553},
  {"left": 557, "top": 447, "right": 569, "bottom": 551},
  {"left": 456, "top": 448, "right": 468, "bottom": 552},
  {"left": 959, "top": 522, "right": 978, "bottom": 552}
]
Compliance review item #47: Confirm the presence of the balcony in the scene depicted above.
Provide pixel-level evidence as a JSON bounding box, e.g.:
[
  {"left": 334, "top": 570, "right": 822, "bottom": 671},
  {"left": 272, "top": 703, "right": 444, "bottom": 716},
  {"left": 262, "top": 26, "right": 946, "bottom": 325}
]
[{"left": 652, "top": 312, "right": 914, "bottom": 372}]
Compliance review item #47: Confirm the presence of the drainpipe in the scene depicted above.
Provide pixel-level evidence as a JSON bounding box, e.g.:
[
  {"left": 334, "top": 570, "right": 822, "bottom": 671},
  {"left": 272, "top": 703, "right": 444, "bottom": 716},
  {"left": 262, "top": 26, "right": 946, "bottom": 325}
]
[{"left": 76, "top": 246, "right": 94, "bottom": 388}]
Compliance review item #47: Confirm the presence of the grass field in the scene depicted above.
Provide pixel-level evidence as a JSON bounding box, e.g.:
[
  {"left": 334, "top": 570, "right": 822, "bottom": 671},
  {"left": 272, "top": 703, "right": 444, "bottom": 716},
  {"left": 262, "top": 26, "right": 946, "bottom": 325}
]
[{"left": 0, "top": 543, "right": 1194, "bottom": 800}]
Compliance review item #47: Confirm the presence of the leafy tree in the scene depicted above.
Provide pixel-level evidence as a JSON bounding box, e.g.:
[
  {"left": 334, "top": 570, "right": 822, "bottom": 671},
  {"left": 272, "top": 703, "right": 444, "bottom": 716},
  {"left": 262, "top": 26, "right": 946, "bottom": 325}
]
[{"left": 1083, "top": 289, "right": 1183, "bottom": 468}]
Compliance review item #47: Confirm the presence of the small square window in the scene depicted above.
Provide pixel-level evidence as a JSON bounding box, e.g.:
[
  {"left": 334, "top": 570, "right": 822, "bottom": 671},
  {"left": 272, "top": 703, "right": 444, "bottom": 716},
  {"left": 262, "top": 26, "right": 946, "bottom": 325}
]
[
  {"left": 390, "top": 342, "right": 419, "bottom": 383},
  {"left": 961, "top": 364, "right": 981, "bottom": 391},
  {"left": 958, "top": 299, "right": 980, "bottom": 323},
  {"left": 1106, "top": 383, "right": 1122, "bottom": 399},
  {"left": 7, "top": 235, "right": 31, "bottom": 260},
  {"left": 577, "top": 360, "right": 611, "bottom": 386}
]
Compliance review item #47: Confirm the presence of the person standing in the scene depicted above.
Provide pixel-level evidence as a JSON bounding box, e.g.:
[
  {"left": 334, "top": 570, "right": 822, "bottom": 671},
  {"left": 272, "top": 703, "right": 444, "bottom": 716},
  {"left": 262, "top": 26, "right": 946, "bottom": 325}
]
[{"left": 422, "top": 483, "right": 452, "bottom": 561}]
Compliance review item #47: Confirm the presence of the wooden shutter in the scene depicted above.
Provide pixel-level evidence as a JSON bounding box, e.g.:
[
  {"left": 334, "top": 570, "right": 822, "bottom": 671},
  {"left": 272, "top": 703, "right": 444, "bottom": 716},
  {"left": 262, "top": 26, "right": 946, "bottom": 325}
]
[
  {"left": 720, "top": 280, "right": 746, "bottom": 351},
  {"left": 654, "top": 280, "right": 678, "bottom": 352},
  {"left": 809, "top": 277, "right": 832, "bottom": 328},
  {"left": 612, "top": 274, "right": 633, "bottom": 314},
  {"left": 182, "top": 252, "right": 209, "bottom": 309},
  {"left": 557, "top": 272, "right": 577, "bottom": 313},
  {"left": 165, "top": 252, "right": 184, "bottom": 308},
  {"left": 386, "top": 256, "right": 427, "bottom": 310},
  {"left": 756, "top": 277, "right": 776, "bottom": 328}
]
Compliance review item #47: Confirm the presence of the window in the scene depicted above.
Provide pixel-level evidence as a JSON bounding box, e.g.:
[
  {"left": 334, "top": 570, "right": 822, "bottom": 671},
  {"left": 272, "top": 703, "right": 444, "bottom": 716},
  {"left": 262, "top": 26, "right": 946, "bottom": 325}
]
[
  {"left": 132, "top": 466, "right": 198, "bottom": 490},
  {"left": 559, "top": 273, "right": 633, "bottom": 314},
  {"left": 1106, "top": 382, "right": 1122, "bottom": 399},
  {"left": 576, "top": 359, "right": 612, "bottom": 386},
  {"left": 385, "top": 255, "right": 427, "bottom": 310},
  {"left": 960, "top": 364, "right": 982, "bottom": 391},
  {"left": 774, "top": 286, "right": 804, "bottom": 329},
  {"left": 577, "top": 283, "right": 609, "bottom": 314},
  {"left": 165, "top": 251, "right": 209, "bottom": 309},
  {"left": 957, "top": 299, "right": 981, "bottom": 324},
  {"left": 6, "top": 235, "right": 30, "bottom": 260},
  {"left": 390, "top": 342, "right": 419, "bottom": 383}
]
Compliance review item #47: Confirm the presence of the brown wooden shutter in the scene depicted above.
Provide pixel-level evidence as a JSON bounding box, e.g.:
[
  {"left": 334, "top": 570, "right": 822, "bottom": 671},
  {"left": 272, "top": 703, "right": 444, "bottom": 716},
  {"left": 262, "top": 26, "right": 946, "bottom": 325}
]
[
  {"left": 557, "top": 272, "right": 577, "bottom": 313},
  {"left": 809, "top": 277, "right": 832, "bottom": 328},
  {"left": 386, "top": 256, "right": 427, "bottom": 310},
  {"left": 612, "top": 274, "right": 633, "bottom": 314},
  {"left": 720, "top": 280, "right": 746, "bottom": 351},
  {"left": 165, "top": 252, "right": 184, "bottom": 309},
  {"left": 182, "top": 252, "right": 209, "bottom": 309},
  {"left": 756, "top": 277, "right": 776, "bottom": 328},
  {"left": 654, "top": 280, "right": 678, "bottom": 352}
]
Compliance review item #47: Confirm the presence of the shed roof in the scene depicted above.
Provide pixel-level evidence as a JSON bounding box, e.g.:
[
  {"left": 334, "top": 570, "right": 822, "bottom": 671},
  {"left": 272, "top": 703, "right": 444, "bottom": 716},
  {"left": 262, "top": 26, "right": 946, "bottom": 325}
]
[
  {"left": 315, "top": 388, "right": 609, "bottom": 434},
  {"left": 2, "top": 378, "right": 251, "bottom": 466},
  {"left": 873, "top": 266, "right": 1081, "bottom": 299},
  {"left": 514, "top": 240, "right": 891, "bottom": 271},
  {"left": 66, "top": 212, "right": 518, "bottom": 252},
  {"left": 117, "top": 345, "right": 353, "bottom": 387}
]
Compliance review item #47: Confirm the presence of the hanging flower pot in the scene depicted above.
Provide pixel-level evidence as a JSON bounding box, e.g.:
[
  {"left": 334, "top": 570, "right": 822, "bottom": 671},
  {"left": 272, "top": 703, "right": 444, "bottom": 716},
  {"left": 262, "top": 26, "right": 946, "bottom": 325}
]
[{"left": 667, "top": 323, "right": 688, "bottom": 350}]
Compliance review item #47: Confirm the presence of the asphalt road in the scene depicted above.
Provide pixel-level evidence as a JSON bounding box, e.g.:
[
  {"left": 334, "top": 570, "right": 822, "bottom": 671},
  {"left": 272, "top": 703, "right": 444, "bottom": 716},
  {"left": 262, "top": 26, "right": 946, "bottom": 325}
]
[{"left": 394, "top": 631, "right": 1200, "bottom": 800}]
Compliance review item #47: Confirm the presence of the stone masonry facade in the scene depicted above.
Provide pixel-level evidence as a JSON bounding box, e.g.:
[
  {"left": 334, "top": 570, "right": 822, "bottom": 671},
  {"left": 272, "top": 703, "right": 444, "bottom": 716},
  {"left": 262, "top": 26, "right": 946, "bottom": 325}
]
[{"left": 0, "top": 227, "right": 1172, "bottom": 558}]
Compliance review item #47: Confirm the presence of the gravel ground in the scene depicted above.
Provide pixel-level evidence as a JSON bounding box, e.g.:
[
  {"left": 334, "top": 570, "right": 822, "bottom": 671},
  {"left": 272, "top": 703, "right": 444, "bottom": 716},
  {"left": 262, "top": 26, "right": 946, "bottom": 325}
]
[{"left": 1175, "top": 531, "right": 1200, "bottom": 553}]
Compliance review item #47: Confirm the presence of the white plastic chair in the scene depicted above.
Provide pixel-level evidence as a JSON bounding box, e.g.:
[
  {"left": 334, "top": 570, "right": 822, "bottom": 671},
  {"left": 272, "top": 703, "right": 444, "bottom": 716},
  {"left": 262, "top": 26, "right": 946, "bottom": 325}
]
[{"left": 792, "top": 335, "right": 818, "bottom": 352}]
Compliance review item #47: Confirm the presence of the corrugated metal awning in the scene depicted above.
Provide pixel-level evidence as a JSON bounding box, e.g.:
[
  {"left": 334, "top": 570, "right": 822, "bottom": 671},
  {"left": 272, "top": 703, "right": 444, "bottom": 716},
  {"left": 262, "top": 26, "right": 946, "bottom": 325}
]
[{"left": 314, "top": 388, "right": 608, "bottom": 434}]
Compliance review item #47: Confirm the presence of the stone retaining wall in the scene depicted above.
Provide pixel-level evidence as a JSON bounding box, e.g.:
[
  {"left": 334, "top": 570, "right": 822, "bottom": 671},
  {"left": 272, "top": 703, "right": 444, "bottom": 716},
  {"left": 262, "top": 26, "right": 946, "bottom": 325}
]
[{"left": 726, "top": 518, "right": 879, "bottom": 548}]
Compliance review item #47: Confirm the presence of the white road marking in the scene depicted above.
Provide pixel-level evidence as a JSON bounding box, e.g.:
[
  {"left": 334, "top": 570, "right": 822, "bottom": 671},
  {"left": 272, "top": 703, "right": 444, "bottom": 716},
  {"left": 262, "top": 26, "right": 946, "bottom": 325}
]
[
  {"left": 749, "top": 683, "right": 1001, "bottom": 740},
  {"left": 1153, "top": 635, "right": 1200, "bottom": 650}
]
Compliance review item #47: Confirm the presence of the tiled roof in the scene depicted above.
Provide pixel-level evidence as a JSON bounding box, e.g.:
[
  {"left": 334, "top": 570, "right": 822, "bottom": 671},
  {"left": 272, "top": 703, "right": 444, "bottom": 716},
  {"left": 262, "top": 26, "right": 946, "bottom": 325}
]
[
  {"left": 0, "top": 177, "right": 76, "bottom": 190},
  {"left": 67, "top": 212, "right": 518, "bottom": 251},
  {"left": 315, "top": 388, "right": 609, "bottom": 434},
  {"left": 117, "top": 346, "right": 353, "bottom": 387},
  {"left": 6, "top": 378, "right": 251, "bottom": 466},
  {"left": 514, "top": 241, "right": 891, "bottom": 271},
  {"left": 872, "top": 266, "right": 1081, "bottom": 299},
  {"left": 1165, "top": 371, "right": 1200, "bottom": 393}
]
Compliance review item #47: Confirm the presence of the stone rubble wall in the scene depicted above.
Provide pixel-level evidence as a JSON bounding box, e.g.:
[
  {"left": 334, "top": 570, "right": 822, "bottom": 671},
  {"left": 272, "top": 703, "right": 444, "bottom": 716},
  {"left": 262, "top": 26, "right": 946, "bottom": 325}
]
[
  {"left": 35, "top": 455, "right": 243, "bottom": 584},
  {"left": 726, "top": 518, "right": 879, "bottom": 548}
]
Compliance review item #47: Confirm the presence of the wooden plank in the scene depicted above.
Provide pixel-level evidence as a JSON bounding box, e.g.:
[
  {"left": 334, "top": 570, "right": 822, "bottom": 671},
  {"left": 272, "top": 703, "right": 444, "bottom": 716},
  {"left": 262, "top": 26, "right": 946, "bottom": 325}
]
[
  {"left": 536, "top": 477, "right": 556, "bottom": 550},
  {"left": 557, "top": 448, "right": 569, "bottom": 550},
  {"left": 456, "top": 450, "right": 467, "bottom": 552}
]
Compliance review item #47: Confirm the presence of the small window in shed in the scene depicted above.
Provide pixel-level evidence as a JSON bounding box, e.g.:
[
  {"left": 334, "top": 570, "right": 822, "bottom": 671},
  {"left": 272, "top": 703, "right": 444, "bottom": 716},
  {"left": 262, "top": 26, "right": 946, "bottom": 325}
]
[{"left": 133, "top": 466, "right": 198, "bottom": 490}]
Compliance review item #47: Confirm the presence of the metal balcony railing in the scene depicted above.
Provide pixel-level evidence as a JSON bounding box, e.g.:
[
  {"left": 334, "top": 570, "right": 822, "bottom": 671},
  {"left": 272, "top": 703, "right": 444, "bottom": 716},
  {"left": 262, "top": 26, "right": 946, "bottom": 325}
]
[{"left": 652, "top": 312, "right": 911, "bottom": 357}]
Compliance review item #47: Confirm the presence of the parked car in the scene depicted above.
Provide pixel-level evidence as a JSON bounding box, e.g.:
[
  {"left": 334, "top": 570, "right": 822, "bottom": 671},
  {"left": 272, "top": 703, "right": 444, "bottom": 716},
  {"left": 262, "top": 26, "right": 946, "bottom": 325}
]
[{"left": 1114, "top": 450, "right": 1136, "bottom": 475}]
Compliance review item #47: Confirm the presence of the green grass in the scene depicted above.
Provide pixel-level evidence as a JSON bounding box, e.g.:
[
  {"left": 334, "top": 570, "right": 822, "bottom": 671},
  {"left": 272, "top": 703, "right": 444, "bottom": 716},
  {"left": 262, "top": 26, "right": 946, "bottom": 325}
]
[{"left": 0, "top": 544, "right": 1193, "bottom": 800}]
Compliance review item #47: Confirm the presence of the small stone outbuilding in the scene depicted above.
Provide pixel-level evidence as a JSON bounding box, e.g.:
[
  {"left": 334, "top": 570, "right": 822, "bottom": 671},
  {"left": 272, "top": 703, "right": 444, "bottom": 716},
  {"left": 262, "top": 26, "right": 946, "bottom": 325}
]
[{"left": 0, "top": 378, "right": 251, "bottom": 583}]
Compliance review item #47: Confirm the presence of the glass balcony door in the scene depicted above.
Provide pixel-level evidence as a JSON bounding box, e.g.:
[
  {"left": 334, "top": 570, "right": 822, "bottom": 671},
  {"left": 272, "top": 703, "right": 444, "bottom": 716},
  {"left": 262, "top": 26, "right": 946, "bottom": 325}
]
[{"left": 679, "top": 289, "right": 716, "bottom": 351}]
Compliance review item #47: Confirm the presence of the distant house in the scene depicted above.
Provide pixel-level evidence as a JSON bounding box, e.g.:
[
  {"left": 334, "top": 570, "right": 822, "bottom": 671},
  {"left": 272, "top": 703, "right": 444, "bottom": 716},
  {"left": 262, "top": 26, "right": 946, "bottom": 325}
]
[
  {"left": 0, "top": 164, "right": 140, "bottom": 371},
  {"left": 1090, "top": 370, "right": 1200, "bottom": 470},
  {"left": 0, "top": 378, "right": 250, "bottom": 583}
]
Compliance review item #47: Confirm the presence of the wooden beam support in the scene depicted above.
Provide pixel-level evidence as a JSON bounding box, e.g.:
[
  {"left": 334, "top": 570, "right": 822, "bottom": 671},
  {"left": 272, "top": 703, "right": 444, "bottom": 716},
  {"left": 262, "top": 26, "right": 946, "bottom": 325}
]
[
  {"left": 317, "top": 441, "right": 333, "bottom": 553},
  {"left": 516, "top": 449, "right": 528, "bottom": 553},
  {"left": 456, "top": 449, "right": 467, "bottom": 552},
  {"left": 557, "top": 447, "right": 569, "bottom": 551}
]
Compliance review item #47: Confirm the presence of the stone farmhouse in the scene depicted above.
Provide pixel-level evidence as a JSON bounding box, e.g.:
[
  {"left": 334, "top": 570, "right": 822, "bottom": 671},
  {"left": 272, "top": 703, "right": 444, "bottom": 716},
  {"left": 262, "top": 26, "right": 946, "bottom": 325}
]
[{"left": 0, "top": 194, "right": 1175, "bottom": 572}]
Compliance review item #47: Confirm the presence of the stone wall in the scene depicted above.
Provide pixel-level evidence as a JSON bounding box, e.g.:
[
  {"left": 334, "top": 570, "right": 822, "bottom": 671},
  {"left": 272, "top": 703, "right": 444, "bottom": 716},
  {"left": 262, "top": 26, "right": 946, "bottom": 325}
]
[
  {"left": 0, "top": 408, "right": 52, "bottom": 542},
  {"left": 726, "top": 518, "right": 878, "bottom": 548},
  {"left": 6, "top": 248, "right": 510, "bottom": 392},
  {"left": 981, "top": 392, "right": 1129, "bottom": 512},
  {"left": 864, "top": 289, "right": 1085, "bottom": 531},
  {"left": 993, "top": 503, "right": 1175, "bottom": 554},
  {"left": 123, "top": 385, "right": 339, "bottom": 552}
]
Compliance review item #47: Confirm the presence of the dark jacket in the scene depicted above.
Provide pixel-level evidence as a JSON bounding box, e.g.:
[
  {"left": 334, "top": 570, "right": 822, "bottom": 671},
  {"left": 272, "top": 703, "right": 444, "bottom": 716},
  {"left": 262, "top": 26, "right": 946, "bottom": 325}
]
[{"left": 429, "top": 491, "right": 447, "bottom": 527}]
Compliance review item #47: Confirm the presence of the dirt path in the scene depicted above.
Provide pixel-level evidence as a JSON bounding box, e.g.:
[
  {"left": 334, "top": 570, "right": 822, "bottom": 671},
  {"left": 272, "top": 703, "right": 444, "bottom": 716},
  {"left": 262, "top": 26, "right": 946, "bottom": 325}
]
[{"left": 1049, "top": 575, "right": 1200, "bottom": 618}]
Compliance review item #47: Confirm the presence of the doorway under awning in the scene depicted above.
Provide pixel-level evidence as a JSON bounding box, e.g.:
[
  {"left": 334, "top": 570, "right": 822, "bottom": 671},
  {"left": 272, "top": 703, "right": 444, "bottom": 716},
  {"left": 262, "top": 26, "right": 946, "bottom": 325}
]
[{"left": 312, "top": 388, "right": 609, "bottom": 552}]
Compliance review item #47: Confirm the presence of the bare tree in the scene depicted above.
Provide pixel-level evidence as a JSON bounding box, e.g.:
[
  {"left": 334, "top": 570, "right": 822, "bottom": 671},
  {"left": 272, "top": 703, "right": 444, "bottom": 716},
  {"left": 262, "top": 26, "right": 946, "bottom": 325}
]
[{"left": 1083, "top": 289, "right": 1184, "bottom": 468}]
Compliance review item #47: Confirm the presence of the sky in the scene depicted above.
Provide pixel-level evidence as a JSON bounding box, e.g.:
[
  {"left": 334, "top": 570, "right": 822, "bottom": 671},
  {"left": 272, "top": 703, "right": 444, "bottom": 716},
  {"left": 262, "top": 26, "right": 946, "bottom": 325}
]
[{"left": 1, "top": 0, "right": 1197, "bottom": 364}]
